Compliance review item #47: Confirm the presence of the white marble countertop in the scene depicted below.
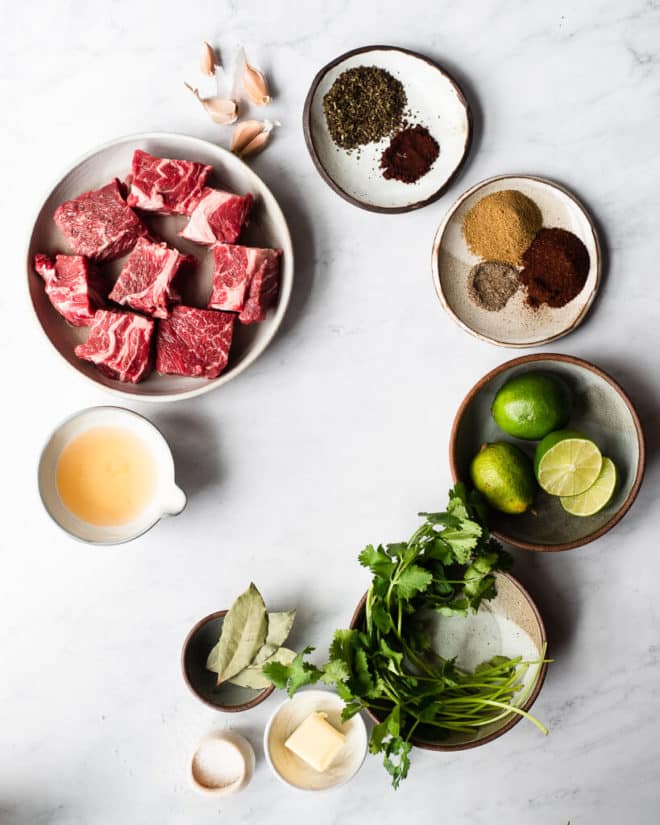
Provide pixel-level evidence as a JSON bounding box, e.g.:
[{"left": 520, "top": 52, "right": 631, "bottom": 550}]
[{"left": 2, "top": 1, "right": 659, "bottom": 823}]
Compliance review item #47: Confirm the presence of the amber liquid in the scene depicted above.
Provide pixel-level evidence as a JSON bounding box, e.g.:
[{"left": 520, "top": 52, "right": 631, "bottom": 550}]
[{"left": 56, "top": 426, "right": 156, "bottom": 526}]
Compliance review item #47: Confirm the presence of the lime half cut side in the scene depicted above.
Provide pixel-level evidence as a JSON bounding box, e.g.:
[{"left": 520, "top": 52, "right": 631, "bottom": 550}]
[
  {"left": 535, "top": 431, "right": 603, "bottom": 497},
  {"left": 560, "top": 457, "right": 618, "bottom": 516}
]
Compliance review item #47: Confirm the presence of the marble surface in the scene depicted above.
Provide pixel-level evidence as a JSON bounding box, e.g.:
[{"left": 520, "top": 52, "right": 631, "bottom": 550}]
[{"left": 2, "top": 0, "right": 659, "bottom": 823}]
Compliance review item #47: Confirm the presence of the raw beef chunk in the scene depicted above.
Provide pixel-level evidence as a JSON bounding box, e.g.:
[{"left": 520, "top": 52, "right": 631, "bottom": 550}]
[
  {"left": 156, "top": 306, "right": 235, "bottom": 379},
  {"left": 179, "top": 188, "right": 252, "bottom": 245},
  {"left": 33, "top": 253, "right": 104, "bottom": 326},
  {"left": 108, "top": 237, "right": 194, "bottom": 319},
  {"left": 54, "top": 179, "right": 148, "bottom": 261},
  {"left": 75, "top": 310, "right": 155, "bottom": 383},
  {"left": 208, "top": 243, "right": 281, "bottom": 321},
  {"left": 127, "top": 149, "right": 212, "bottom": 215}
]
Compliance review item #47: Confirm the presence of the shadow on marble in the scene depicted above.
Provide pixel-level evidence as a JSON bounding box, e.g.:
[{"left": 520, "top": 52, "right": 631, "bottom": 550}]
[
  {"left": 150, "top": 411, "right": 224, "bottom": 501},
  {"left": 507, "top": 549, "right": 580, "bottom": 661},
  {"left": 257, "top": 168, "right": 317, "bottom": 343}
]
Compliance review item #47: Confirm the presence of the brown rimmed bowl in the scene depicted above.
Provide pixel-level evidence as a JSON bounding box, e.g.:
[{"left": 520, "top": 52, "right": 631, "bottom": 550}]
[
  {"left": 431, "top": 174, "right": 601, "bottom": 347},
  {"left": 450, "top": 353, "right": 645, "bottom": 552},
  {"left": 350, "top": 572, "right": 548, "bottom": 750},
  {"left": 181, "top": 610, "right": 275, "bottom": 712},
  {"left": 303, "top": 45, "right": 472, "bottom": 213}
]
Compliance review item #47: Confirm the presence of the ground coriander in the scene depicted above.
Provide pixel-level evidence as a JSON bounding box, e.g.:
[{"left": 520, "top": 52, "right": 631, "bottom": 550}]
[{"left": 462, "top": 190, "right": 542, "bottom": 266}]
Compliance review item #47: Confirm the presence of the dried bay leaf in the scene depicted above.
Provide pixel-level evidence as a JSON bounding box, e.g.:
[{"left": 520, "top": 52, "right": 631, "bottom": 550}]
[
  {"left": 251, "top": 610, "right": 296, "bottom": 665},
  {"left": 229, "top": 647, "right": 297, "bottom": 690},
  {"left": 206, "top": 583, "right": 268, "bottom": 685}
]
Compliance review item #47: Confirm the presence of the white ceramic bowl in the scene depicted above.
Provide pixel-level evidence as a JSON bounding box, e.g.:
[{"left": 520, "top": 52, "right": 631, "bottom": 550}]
[
  {"left": 432, "top": 174, "right": 601, "bottom": 347},
  {"left": 264, "top": 689, "right": 368, "bottom": 792},
  {"left": 26, "top": 132, "right": 293, "bottom": 402},
  {"left": 38, "top": 406, "right": 186, "bottom": 544},
  {"left": 304, "top": 46, "right": 472, "bottom": 212}
]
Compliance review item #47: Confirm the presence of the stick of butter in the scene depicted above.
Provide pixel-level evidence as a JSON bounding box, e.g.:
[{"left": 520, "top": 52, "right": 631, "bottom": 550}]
[{"left": 284, "top": 711, "right": 346, "bottom": 772}]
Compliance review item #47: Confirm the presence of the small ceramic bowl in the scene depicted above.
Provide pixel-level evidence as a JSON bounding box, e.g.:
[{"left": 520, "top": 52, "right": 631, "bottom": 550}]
[
  {"left": 38, "top": 406, "right": 186, "bottom": 545},
  {"left": 264, "top": 689, "right": 368, "bottom": 791},
  {"left": 303, "top": 45, "right": 472, "bottom": 212},
  {"left": 350, "top": 572, "right": 548, "bottom": 751},
  {"left": 26, "top": 132, "right": 293, "bottom": 402},
  {"left": 189, "top": 730, "right": 255, "bottom": 796},
  {"left": 450, "top": 353, "right": 645, "bottom": 551},
  {"left": 432, "top": 174, "right": 601, "bottom": 347},
  {"left": 181, "top": 610, "right": 275, "bottom": 712}
]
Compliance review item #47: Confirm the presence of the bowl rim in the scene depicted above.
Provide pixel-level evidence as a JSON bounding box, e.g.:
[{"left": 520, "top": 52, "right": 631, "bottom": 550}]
[
  {"left": 181, "top": 609, "right": 275, "bottom": 712},
  {"left": 449, "top": 352, "right": 646, "bottom": 552},
  {"left": 349, "top": 570, "right": 549, "bottom": 751},
  {"left": 302, "top": 44, "right": 473, "bottom": 214},
  {"left": 37, "top": 404, "right": 185, "bottom": 547},
  {"left": 25, "top": 130, "right": 294, "bottom": 403},
  {"left": 263, "top": 687, "right": 368, "bottom": 791},
  {"left": 431, "top": 173, "right": 602, "bottom": 348}
]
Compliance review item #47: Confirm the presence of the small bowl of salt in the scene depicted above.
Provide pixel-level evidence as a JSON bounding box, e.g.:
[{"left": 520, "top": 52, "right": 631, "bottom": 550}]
[{"left": 189, "top": 731, "right": 255, "bottom": 797}]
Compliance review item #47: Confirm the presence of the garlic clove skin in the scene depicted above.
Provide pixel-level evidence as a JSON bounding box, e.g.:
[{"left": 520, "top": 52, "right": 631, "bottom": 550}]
[
  {"left": 200, "top": 41, "right": 219, "bottom": 77},
  {"left": 243, "top": 60, "right": 271, "bottom": 106},
  {"left": 239, "top": 130, "right": 271, "bottom": 158},
  {"left": 230, "top": 120, "right": 265, "bottom": 154}
]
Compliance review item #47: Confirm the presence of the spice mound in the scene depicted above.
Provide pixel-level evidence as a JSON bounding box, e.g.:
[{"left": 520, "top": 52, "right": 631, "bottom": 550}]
[
  {"left": 381, "top": 124, "right": 439, "bottom": 183},
  {"left": 463, "top": 190, "right": 542, "bottom": 266},
  {"left": 467, "top": 261, "right": 519, "bottom": 311},
  {"left": 323, "top": 66, "right": 406, "bottom": 150},
  {"left": 520, "top": 227, "right": 590, "bottom": 308}
]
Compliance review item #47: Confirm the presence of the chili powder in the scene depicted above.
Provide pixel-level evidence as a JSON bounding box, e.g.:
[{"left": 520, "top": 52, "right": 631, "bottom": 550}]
[
  {"left": 519, "top": 227, "right": 590, "bottom": 308},
  {"left": 380, "top": 124, "right": 439, "bottom": 183}
]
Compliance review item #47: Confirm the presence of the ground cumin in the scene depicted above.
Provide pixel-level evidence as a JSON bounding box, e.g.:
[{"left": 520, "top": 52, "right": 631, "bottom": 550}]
[
  {"left": 462, "top": 190, "right": 542, "bottom": 266},
  {"left": 519, "top": 227, "right": 590, "bottom": 308}
]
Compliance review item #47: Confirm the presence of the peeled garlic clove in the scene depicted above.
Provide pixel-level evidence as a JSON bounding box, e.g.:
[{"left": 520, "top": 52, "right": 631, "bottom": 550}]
[
  {"left": 231, "top": 120, "right": 265, "bottom": 154},
  {"left": 203, "top": 97, "right": 238, "bottom": 124},
  {"left": 185, "top": 83, "right": 238, "bottom": 124},
  {"left": 200, "top": 41, "right": 219, "bottom": 76},
  {"left": 239, "top": 130, "right": 271, "bottom": 158},
  {"left": 243, "top": 59, "right": 271, "bottom": 106}
]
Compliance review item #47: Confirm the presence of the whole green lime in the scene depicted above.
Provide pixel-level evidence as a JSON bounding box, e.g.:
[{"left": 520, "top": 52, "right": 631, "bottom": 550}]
[
  {"left": 470, "top": 442, "right": 536, "bottom": 514},
  {"left": 492, "top": 372, "right": 572, "bottom": 440}
]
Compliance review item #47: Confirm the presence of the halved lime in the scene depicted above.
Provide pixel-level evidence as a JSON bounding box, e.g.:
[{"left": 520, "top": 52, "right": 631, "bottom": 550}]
[
  {"left": 560, "top": 457, "right": 618, "bottom": 516},
  {"left": 534, "top": 429, "right": 602, "bottom": 497}
]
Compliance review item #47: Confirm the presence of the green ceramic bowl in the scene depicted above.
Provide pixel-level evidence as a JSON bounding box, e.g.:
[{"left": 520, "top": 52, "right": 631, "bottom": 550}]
[
  {"left": 450, "top": 354, "right": 645, "bottom": 552},
  {"left": 181, "top": 610, "right": 274, "bottom": 711}
]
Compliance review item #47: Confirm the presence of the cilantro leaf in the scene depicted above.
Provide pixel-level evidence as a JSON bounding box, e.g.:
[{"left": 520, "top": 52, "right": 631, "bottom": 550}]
[
  {"left": 359, "top": 544, "right": 395, "bottom": 579},
  {"left": 262, "top": 646, "right": 322, "bottom": 697},
  {"left": 395, "top": 564, "right": 432, "bottom": 600}
]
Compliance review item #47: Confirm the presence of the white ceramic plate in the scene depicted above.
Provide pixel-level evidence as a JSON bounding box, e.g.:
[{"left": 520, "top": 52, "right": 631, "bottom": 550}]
[
  {"left": 26, "top": 132, "right": 293, "bottom": 402},
  {"left": 432, "top": 174, "right": 601, "bottom": 347},
  {"left": 303, "top": 46, "right": 472, "bottom": 212}
]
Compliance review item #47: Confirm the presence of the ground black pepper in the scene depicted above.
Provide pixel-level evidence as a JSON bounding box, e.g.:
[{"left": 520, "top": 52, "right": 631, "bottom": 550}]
[
  {"left": 323, "top": 66, "right": 406, "bottom": 150},
  {"left": 467, "top": 261, "right": 520, "bottom": 311},
  {"left": 380, "top": 124, "right": 439, "bottom": 183}
]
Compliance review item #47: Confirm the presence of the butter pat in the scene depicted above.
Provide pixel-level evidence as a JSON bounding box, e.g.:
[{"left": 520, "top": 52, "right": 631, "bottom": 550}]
[{"left": 284, "top": 711, "right": 346, "bottom": 772}]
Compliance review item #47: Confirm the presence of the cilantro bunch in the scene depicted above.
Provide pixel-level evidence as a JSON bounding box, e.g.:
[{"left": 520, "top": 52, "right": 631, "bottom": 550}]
[{"left": 264, "top": 484, "right": 547, "bottom": 788}]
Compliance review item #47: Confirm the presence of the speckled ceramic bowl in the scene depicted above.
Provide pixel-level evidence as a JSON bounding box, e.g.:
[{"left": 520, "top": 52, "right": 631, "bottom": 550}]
[
  {"left": 181, "top": 610, "right": 274, "bottom": 712},
  {"left": 450, "top": 354, "right": 645, "bottom": 552},
  {"left": 350, "top": 572, "right": 548, "bottom": 750}
]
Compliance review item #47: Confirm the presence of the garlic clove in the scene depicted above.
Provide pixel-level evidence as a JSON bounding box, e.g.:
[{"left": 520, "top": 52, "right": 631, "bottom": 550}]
[
  {"left": 203, "top": 97, "right": 238, "bottom": 124},
  {"left": 185, "top": 83, "right": 238, "bottom": 124},
  {"left": 200, "top": 41, "right": 219, "bottom": 76},
  {"left": 239, "top": 130, "right": 271, "bottom": 158},
  {"left": 230, "top": 120, "right": 266, "bottom": 154},
  {"left": 243, "top": 59, "right": 271, "bottom": 106}
]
